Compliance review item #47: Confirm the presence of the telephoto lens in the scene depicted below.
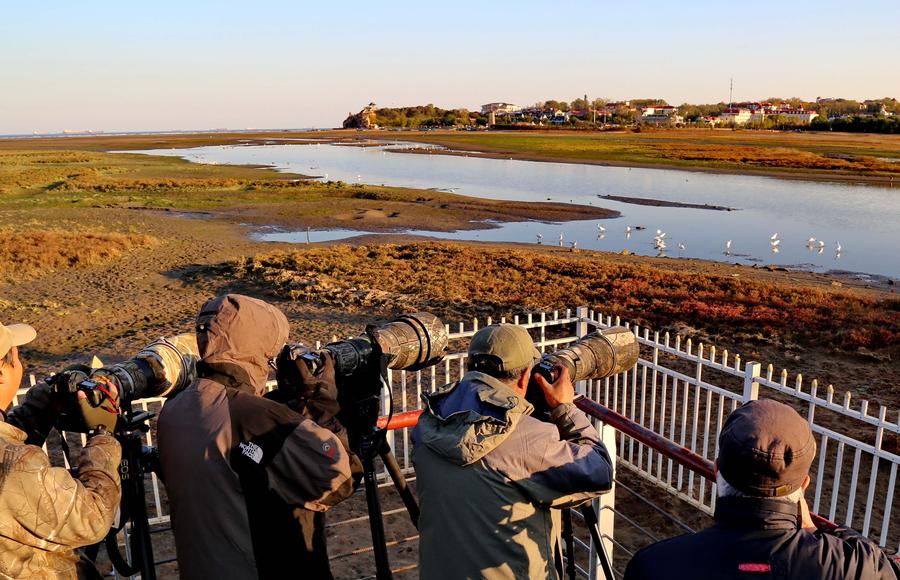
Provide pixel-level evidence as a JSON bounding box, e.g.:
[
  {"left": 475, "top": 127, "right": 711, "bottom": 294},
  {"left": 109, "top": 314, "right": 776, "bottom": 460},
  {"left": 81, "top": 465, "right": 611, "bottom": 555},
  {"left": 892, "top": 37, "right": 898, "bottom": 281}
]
[
  {"left": 528, "top": 326, "right": 639, "bottom": 416},
  {"left": 88, "top": 333, "right": 200, "bottom": 403}
]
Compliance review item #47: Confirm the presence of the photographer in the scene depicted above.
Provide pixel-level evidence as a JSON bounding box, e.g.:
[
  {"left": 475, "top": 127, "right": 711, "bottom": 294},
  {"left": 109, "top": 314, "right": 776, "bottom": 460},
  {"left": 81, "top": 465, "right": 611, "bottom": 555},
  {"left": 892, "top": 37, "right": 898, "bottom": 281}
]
[
  {"left": 0, "top": 321, "right": 122, "bottom": 579},
  {"left": 157, "top": 294, "right": 360, "bottom": 580},
  {"left": 412, "top": 323, "right": 614, "bottom": 580},
  {"left": 624, "top": 399, "right": 900, "bottom": 580}
]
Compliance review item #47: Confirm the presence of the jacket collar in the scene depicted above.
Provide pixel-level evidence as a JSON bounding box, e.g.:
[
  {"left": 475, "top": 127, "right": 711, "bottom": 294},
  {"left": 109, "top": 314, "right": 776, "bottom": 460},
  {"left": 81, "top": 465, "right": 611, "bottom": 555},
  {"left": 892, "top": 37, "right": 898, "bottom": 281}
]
[
  {"left": 0, "top": 417, "right": 27, "bottom": 443},
  {"left": 714, "top": 496, "right": 802, "bottom": 531}
]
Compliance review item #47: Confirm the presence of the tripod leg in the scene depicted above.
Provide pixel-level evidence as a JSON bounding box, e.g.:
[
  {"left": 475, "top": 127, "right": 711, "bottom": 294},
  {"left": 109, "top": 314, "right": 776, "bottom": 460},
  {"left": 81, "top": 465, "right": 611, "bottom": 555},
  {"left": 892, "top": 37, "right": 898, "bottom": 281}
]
[
  {"left": 362, "top": 453, "right": 393, "bottom": 580},
  {"left": 561, "top": 508, "right": 577, "bottom": 580},
  {"left": 379, "top": 447, "right": 420, "bottom": 528},
  {"left": 580, "top": 504, "right": 614, "bottom": 580}
]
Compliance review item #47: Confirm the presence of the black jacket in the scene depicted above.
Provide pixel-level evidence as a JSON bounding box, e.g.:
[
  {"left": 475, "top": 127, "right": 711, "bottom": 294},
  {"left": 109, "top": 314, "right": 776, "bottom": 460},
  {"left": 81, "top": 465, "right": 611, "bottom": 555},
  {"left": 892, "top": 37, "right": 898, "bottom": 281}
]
[{"left": 624, "top": 496, "right": 900, "bottom": 580}]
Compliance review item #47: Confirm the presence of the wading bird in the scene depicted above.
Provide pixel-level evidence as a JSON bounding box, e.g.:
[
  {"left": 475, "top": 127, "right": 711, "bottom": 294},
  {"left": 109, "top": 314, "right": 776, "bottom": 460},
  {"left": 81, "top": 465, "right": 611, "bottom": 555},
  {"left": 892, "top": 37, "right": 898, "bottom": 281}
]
[
  {"left": 536, "top": 234, "right": 543, "bottom": 245},
  {"left": 597, "top": 224, "right": 606, "bottom": 233},
  {"left": 725, "top": 240, "right": 732, "bottom": 254}
]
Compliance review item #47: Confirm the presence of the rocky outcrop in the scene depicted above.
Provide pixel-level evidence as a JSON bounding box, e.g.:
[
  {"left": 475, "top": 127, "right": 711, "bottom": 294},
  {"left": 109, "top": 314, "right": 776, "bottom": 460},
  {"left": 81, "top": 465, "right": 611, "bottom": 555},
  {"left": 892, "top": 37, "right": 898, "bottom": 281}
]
[{"left": 342, "top": 102, "right": 378, "bottom": 129}]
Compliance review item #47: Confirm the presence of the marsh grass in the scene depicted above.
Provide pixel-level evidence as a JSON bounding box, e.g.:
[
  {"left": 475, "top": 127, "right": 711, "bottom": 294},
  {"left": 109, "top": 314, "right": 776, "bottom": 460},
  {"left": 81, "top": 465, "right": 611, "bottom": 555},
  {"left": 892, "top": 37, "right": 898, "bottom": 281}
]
[
  {"left": 0, "top": 227, "right": 157, "bottom": 280},
  {"left": 215, "top": 243, "right": 899, "bottom": 355},
  {"left": 389, "top": 130, "right": 900, "bottom": 178}
]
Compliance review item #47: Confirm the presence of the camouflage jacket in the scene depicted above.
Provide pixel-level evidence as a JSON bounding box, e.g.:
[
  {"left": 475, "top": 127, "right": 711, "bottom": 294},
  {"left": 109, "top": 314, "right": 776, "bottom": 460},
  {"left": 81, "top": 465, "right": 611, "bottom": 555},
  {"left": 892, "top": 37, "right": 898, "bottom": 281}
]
[{"left": 0, "top": 418, "right": 121, "bottom": 579}]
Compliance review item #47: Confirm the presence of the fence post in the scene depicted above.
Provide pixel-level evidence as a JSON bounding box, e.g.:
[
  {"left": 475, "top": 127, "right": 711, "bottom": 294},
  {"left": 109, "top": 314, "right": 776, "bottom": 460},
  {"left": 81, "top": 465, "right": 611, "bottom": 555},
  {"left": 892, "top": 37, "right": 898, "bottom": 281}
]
[
  {"left": 742, "top": 362, "right": 761, "bottom": 403},
  {"left": 589, "top": 424, "right": 617, "bottom": 580}
]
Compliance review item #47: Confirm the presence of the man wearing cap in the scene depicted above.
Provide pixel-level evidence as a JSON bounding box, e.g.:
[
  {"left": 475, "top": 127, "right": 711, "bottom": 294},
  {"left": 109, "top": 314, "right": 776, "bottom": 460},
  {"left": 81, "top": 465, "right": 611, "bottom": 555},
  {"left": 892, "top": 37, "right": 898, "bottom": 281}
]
[
  {"left": 0, "top": 321, "right": 123, "bottom": 579},
  {"left": 412, "top": 323, "right": 614, "bottom": 579},
  {"left": 624, "top": 399, "right": 900, "bottom": 580}
]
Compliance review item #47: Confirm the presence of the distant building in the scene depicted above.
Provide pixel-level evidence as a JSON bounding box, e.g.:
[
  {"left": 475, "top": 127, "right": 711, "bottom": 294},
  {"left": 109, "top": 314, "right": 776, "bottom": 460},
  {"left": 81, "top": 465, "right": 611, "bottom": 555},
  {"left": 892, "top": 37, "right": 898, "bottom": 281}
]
[
  {"left": 481, "top": 102, "right": 522, "bottom": 115},
  {"left": 719, "top": 108, "right": 752, "bottom": 125},
  {"left": 640, "top": 105, "right": 682, "bottom": 125}
]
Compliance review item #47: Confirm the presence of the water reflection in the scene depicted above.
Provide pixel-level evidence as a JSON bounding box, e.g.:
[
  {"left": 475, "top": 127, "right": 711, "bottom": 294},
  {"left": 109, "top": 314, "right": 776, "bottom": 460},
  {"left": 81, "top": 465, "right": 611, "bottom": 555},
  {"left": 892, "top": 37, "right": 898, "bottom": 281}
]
[{"left": 135, "top": 142, "right": 899, "bottom": 278}]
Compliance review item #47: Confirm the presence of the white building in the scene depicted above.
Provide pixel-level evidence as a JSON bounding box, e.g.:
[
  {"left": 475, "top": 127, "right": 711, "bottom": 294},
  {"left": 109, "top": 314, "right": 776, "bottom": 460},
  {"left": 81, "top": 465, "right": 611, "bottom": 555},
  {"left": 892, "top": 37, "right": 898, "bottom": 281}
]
[
  {"left": 640, "top": 106, "right": 682, "bottom": 125},
  {"left": 481, "top": 102, "right": 522, "bottom": 115},
  {"left": 719, "top": 108, "right": 752, "bottom": 125}
]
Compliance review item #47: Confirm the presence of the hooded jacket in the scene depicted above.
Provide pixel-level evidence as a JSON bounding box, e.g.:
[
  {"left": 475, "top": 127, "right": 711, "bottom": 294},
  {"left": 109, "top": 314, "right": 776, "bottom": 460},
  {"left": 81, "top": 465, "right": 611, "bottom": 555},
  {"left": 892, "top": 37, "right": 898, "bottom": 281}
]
[
  {"left": 412, "top": 371, "right": 613, "bottom": 580},
  {"left": 624, "top": 496, "right": 900, "bottom": 580},
  {"left": 157, "top": 294, "right": 356, "bottom": 580},
  {"left": 0, "top": 400, "right": 121, "bottom": 580}
]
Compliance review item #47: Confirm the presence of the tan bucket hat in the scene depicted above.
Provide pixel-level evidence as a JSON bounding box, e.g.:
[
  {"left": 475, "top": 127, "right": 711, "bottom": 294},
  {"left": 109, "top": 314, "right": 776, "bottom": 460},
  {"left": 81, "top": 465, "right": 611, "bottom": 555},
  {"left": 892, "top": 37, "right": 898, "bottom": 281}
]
[{"left": 0, "top": 322, "right": 37, "bottom": 359}]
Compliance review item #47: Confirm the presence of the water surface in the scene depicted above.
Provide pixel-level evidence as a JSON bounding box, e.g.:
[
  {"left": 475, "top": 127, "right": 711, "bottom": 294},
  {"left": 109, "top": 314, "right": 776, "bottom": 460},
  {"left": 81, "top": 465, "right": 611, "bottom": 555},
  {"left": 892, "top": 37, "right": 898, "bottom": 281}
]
[{"left": 138, "top": 143, "right": 900, "bottom": 279}]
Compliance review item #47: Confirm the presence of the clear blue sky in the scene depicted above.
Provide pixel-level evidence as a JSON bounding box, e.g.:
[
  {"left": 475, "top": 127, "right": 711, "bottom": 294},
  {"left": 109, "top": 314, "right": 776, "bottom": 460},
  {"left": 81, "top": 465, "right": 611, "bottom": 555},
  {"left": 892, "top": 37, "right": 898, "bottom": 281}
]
[{"left": 1, "top": 1, "right": 897, "bottom": 134}]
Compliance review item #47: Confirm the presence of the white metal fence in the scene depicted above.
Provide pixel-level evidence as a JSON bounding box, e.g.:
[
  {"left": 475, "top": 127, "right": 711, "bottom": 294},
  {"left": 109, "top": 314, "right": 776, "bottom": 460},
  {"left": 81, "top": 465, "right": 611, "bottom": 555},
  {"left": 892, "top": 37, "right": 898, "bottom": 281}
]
[{"left": 16, "top": 305, "right": 900, "bottom": 577}]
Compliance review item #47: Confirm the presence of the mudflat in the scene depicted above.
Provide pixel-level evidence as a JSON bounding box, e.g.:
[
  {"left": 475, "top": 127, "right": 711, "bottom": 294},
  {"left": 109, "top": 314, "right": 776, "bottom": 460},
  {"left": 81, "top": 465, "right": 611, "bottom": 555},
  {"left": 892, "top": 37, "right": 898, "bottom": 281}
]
[{"left": 1, "top": 133, "right": 897, "bottom": 578}]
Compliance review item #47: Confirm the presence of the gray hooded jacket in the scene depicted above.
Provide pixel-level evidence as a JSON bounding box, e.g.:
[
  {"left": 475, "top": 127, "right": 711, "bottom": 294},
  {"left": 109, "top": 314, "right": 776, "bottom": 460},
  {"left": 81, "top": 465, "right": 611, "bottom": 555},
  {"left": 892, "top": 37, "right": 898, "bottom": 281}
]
[{"left": 412, "top": 371, "right": 613, "bottom": 580}]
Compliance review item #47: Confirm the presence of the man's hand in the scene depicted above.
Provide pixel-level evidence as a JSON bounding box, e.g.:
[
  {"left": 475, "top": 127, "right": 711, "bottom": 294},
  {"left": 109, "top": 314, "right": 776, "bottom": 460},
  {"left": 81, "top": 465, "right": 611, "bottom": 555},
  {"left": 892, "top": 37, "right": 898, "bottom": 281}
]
[
  {"left": 534, "top": 365, "right": 575, "bottom": 409},
  {"left": 293, "top": 352, "right": 340, "bottom": 426},
  {"left": 77, "top": 378, "right": 120, "bottom": 435}
]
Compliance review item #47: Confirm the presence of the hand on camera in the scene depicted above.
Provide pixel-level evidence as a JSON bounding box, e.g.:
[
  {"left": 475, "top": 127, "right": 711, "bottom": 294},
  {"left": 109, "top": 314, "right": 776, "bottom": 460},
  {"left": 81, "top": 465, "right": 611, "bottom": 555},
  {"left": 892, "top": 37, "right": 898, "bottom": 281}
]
[
  {"left": 293, "top": 351, "right": 340, "bottom": 420},
  {"left": 77, "top": 377, "right": 120, "bottom": 435},
  {"left": 533, "top": 365, "right": 575, "bottom": 409}
]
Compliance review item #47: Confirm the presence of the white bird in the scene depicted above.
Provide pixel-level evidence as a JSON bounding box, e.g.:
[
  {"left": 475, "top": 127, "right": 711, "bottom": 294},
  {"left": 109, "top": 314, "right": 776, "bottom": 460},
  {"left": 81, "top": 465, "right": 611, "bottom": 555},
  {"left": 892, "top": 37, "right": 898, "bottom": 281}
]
[
  {"left": 770, "top": 239, "right": 781, "bottom": 247},
  {"left": 806, "top": 237, "right": 816, "bottom": 246},
  {"left": 625, "top": 226, "right": 632, "bottom": 234},
  {"left": 836, "top": 242, "right": 842, "bottom": 253},
  {"left": 597, "top": 225, "right": 606, "bottom": 233},
  {"left": 558, "top": 233, "right": 564, "bottom": 247},
  {"left": 818, "top": 240, "right": 825, "bottom": 248},
  {"left": 771, "top": 233, "right": 779, "bottom": 241},
  {"left": 570, "top": 241, "right": 578, "bottom": 250},
  {"left": 656, "top": 229, "right": 663, "bottom": 236},
  {"left": 725, "top": 240, "right": 732, "bottom": 251},
  {"left": 678, "top": 243, "right": 686, "bottom": 251},
  {"left": 536, "top": 234, "right": 543, "bottom": 244}
]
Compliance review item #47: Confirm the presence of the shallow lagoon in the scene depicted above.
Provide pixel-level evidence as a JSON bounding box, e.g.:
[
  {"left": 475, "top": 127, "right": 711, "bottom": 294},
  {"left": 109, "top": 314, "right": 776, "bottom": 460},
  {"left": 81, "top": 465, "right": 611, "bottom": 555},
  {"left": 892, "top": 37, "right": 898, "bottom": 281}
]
[{"left": 141, "top": 142, "right": 900, "bottom": 279}]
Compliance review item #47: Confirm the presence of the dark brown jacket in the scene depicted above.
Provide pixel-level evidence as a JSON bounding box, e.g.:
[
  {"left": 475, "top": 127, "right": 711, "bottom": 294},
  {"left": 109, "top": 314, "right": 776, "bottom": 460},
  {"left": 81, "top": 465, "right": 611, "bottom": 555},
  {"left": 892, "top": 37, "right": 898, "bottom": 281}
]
[
  {"left": 158, "top": 294, "right": 356, "bottom": 580},
  {"left": 624, "top": 496, "right": 900, "bottom": 580}
]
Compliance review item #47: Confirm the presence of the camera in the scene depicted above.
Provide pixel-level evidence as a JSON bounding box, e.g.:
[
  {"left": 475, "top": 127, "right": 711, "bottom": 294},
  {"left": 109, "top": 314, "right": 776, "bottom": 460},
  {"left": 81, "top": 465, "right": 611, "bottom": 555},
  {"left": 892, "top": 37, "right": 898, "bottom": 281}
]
[
  {"left": 274, "top": 312, "right": 448, "bottom": 441},
  {"left": 527, "top": 326, "right": 639, "bottom": 416},
  {"left": 275, "top": 312, "right": 448, "bottom": 392},
  {"left": 50, "top": 334, "right": 200, "bottom": 432}
]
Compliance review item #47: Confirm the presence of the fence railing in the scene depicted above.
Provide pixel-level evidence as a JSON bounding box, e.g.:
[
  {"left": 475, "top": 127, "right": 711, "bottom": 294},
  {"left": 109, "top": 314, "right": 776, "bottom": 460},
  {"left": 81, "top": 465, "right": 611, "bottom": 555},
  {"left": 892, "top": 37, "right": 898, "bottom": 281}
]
[{"left": 17, "top": 305, "right": 900, "bottom": 578}]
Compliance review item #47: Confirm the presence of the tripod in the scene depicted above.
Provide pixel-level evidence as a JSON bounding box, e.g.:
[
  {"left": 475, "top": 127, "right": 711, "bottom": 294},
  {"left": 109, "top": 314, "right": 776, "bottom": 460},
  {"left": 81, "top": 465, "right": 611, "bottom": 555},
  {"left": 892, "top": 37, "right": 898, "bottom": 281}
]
[
  {"left": 345, "top": 367, "right": 420, "bottom": 580},
  {"left": 103, "top": 411, "right": 159, "bottom": 580},
  {"left": 560, "top": 504, "right": 615, "bottom": 580}
]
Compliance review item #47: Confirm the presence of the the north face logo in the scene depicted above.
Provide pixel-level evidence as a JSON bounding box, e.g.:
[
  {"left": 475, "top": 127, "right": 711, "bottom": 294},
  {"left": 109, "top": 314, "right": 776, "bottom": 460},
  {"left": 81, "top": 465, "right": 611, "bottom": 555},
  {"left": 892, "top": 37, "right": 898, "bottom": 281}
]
[{"left": 239, "top": 441, "right": 263, "bottom": 464}]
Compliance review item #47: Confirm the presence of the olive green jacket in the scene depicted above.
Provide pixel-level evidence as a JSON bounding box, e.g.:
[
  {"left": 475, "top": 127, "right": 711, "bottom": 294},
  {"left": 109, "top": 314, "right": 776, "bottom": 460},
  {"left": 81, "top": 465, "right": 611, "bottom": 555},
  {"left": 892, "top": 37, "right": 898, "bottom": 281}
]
[
  {"left": 0, "top": 418, "right": 121, "bottom": 579},
  {"left": 412, "top": 372, "right": 614, "bottom": 580}
]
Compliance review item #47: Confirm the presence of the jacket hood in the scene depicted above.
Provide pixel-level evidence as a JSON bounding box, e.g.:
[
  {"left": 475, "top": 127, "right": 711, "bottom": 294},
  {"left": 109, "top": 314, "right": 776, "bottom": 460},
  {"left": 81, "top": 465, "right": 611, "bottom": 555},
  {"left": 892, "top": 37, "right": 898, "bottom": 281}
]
[
  {"left": 415, "top": 371, "right": 532, "bottom": 465},
  {"left": 195, "top": 294, "right": 289, "bottom": 395}
]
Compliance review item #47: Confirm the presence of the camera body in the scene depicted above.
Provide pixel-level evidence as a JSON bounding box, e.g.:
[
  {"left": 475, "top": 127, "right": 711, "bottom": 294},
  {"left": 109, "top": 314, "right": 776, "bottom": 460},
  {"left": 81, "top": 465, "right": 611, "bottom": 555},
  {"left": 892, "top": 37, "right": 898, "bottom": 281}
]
[
  {"left": 49, "top": 334, "right": 200, "bottom": 433},
  {"left": 274, "top": 313, "right": 448, "bottom": 441}
]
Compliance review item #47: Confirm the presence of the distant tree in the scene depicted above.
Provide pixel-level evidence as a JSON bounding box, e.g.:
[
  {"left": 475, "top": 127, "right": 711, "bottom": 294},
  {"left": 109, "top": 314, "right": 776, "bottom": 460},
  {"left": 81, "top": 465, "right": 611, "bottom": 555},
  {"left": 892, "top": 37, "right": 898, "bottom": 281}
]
[{"left": 570, "top": 97, "right": 588, "bottom": 112}]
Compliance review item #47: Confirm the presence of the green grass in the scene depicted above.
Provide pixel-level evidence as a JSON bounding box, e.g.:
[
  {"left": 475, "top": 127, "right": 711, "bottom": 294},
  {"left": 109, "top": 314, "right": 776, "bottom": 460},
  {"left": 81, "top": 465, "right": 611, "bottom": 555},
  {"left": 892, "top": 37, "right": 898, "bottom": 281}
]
[
  {"left": 384, "top": 130, "right": 900, "bottom": 179},
  {"left": 0, "top": 149, "right": 610, "bottom": 229}
]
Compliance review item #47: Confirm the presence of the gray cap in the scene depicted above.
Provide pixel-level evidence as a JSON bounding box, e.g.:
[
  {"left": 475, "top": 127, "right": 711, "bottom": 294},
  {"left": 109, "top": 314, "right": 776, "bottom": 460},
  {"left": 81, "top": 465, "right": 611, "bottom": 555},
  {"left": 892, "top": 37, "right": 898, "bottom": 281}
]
[
  {"left": 468, "top": 324, "right": 541, "bottom": 372},
  {"left": 718, "top": 399, "right": 816, "bottom": 497}
]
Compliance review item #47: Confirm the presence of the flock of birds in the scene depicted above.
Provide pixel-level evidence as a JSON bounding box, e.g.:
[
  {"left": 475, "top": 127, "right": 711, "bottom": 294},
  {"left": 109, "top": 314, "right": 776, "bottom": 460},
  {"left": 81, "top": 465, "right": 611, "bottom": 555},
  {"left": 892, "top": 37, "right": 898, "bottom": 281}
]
[{"left": 536, "top": 225, "right": 844, "bottom": 259}]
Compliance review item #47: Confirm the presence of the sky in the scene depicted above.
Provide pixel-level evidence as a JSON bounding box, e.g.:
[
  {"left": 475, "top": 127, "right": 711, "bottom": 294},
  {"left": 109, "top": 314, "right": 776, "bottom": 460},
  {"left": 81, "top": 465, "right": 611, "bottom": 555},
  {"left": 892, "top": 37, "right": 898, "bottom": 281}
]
[{"left": 1, "top": 0, "right": 898, "bottom": 134}]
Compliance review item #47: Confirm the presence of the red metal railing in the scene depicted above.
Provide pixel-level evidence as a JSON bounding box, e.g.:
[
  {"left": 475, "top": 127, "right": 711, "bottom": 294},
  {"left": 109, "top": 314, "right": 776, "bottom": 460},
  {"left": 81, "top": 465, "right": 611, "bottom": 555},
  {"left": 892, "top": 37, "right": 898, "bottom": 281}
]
[{"left": 377, "top": 397, "right": 838, "bottom": 532}]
